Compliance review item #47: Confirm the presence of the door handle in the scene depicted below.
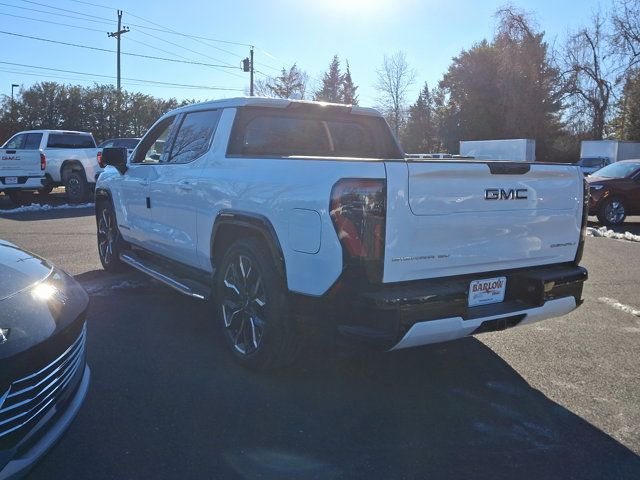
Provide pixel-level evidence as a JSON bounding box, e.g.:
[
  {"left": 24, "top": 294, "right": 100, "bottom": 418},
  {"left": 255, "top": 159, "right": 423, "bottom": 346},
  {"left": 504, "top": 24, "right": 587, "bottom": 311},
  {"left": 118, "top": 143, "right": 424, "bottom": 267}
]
[
  {"left": 5, "top": 150, "right": 16, "bottom": 154},
  {"left": 139, "top": 181, "right": 149, "bottom": 187}
]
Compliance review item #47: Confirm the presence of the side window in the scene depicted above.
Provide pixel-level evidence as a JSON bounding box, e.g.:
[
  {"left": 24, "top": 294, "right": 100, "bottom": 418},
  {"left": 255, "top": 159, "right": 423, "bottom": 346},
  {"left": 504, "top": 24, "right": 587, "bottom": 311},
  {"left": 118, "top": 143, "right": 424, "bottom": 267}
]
[
  {"left": 168, "top": 110, "right": 221, "bottom": 164},
  {"left": 99, "top": 140, "right": 114, "bottom": 148},
  {"left": 4, "top": 134, "right": 26, "bottom": 149},
  {"left": 24, "top": 133, "right": 43, "bottom": 149},
  {"left": 133, "top": 116, "right": 177, "bottom": 164}
]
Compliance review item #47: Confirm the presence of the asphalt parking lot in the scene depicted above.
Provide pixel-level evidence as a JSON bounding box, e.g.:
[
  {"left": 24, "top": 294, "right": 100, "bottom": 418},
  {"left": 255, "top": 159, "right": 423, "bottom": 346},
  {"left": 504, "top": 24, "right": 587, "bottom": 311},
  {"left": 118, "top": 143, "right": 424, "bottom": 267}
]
[{"left": 1, "top": 192, "right": 639, "bottom": 479}]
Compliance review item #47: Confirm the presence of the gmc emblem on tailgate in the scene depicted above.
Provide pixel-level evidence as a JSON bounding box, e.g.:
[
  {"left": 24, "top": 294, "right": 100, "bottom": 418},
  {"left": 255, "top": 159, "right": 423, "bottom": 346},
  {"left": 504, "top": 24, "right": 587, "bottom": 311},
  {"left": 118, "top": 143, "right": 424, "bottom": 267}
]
[{"left": 485, "top": 188, "right": 528, "bottom": 200}]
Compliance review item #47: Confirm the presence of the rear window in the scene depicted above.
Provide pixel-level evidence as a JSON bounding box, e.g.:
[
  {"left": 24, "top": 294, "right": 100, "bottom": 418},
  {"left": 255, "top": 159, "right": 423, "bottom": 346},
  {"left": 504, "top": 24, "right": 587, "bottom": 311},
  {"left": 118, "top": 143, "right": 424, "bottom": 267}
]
[
  {"left": 113, "top": 138, "right": 140, "bottom": 149},
  {"left": 580, "top": 158, "right": 605, "bottom": 167},
  {"left": 47, "top": 134, "right": 96, "bottom": 149},
  {"left": 227, "top": 107, "right": 402, "bottom": 159}
]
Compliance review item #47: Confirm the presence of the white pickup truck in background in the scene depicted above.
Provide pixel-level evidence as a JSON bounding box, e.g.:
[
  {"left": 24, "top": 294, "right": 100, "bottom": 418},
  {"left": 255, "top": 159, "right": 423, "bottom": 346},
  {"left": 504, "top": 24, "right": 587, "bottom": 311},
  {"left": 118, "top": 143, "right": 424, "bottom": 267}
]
[
  {"left": 0, "top": 131, "right": 46, "bottom": 204},
  {"left": 3, "top": 130, "right": 101, "bottom": 203}
]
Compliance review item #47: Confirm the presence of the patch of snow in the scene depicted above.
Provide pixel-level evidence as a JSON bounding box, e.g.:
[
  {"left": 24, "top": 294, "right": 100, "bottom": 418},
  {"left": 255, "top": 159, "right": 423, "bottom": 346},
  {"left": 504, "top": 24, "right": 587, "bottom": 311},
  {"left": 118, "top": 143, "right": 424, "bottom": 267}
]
[
  {"left": 0, "top": 202, "right": 94, "bottom": 214},
  {"left": 586, "top": 226, "right": 640, "bottom": 242}
]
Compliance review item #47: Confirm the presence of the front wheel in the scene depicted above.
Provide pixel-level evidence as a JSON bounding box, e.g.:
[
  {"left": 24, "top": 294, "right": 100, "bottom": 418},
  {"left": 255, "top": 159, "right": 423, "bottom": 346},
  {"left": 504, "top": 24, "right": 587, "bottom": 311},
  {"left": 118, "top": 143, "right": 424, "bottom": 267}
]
[
  {"left": 97, "top": 203, "right": 127, "bottom": 272},
  {"left": 597, "top": 198, "right": 626, "bottom": 226},
  {"left": 215, "top": 238, "right": 298, "bottom": 369}
]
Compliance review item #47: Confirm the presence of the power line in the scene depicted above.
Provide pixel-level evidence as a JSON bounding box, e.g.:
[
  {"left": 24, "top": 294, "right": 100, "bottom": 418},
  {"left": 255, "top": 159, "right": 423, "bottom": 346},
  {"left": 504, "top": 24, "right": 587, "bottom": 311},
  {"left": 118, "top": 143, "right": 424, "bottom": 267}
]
[
  {"left": 0, "top": 5, "right": 247, "bottom": 80},
  {"left": 0, "top": 61, "right": 245, "bottom": 91},
  {"left": 52, "top": 0, "right": 254, "bottom": 47},
  {"left": 0, "top": 11, "right": 103, "bottom": 32},
  {"left": 0, "top": 2, "right": 114, "bottom": 27},
  {"left": 0, "top": 30, "right": 244, "bottom": 69}
]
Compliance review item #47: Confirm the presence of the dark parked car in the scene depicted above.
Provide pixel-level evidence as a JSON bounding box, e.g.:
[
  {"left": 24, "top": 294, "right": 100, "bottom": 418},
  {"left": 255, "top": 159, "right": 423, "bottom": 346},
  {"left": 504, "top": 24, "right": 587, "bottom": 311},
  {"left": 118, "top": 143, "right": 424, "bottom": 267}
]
[
  {"left": 0, "top": 240, "right": 89, "bottom": 479},
  {"left": 587, "top": 160, "right": 640, "bottom": 225}
]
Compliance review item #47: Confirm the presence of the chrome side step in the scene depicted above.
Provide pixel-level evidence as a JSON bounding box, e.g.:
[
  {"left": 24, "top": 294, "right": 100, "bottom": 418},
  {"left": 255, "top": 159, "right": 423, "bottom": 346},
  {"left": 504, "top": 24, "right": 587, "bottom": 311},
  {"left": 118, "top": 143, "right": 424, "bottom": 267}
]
[{"left": 119, "top": 252, "right": 211, "bottom": 300}]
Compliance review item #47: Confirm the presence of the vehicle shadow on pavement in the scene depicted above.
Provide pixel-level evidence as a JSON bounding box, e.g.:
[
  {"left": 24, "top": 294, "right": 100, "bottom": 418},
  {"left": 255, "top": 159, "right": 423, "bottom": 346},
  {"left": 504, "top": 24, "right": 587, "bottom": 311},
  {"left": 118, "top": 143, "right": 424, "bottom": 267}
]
[{"left": 27, "top": 281, "right": 640, "bottom": 480}]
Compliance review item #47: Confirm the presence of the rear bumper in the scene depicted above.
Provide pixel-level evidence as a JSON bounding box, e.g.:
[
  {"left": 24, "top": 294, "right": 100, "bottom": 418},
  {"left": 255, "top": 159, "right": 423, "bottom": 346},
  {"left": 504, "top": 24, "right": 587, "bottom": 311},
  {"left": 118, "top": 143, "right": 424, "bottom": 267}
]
[
  {"left": 0, "top": 177, "right": 44, "bottom": 191},
  {"left": 293, "top": 263, "right": 587, "bottom": 350}
]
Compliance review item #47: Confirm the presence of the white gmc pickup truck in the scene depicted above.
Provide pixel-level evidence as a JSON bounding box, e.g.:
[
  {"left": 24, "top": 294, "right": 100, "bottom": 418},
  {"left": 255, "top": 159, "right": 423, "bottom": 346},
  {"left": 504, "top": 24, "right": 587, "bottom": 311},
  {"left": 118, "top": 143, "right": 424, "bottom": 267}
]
[
  {"left": 0, "top": 132, "right": 46, "bottom": 204},
  {"left": 96, "top": 97, "right": 588, "bottom": 369},
  {"left": 3, "top": 130, "right": 100, "bottom": 202}
]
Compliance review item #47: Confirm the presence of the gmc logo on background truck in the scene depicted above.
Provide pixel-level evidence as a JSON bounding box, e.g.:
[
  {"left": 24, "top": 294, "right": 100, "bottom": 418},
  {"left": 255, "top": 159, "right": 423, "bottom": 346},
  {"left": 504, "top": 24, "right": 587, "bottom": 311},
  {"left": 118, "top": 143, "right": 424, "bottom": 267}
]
[{"left": 485, "top": 188, "right": 528, "bottom": 200}]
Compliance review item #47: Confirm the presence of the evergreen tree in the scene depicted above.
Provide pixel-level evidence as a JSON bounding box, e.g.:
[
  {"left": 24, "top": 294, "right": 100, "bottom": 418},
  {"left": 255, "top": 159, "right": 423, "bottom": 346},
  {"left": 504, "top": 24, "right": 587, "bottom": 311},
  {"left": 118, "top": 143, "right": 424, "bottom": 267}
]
[
  {"left": 257, "top": 64, "right": 308, "bottom": 99},
  {"left": 611, "top": 69, "right": 640, "bottom": 140},
  {"left": 340, "top": 60, "right": 359, "bottom": 105},
  {"left": 402, "top": 83, "right": 434, "bottom": 153},
  {"left": 315, "top": 55, "right": 342, "bottom": 103}
]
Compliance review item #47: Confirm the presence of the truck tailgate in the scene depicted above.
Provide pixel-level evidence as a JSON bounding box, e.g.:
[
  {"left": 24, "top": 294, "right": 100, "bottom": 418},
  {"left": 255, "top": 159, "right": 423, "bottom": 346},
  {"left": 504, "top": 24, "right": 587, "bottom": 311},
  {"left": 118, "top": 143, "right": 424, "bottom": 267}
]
[
  {"left": 383, "top": 161, "right": 583, "bottom": 283},
  {"left": 0, "top": 148, "right": 42, "bottom": 178}
]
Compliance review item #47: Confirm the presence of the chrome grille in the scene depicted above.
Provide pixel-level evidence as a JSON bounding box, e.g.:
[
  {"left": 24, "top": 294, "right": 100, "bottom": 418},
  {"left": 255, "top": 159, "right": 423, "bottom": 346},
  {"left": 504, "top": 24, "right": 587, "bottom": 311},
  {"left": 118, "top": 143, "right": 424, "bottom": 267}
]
[{"left": 0, "top": 324, "right": 86, "bottom": 439}]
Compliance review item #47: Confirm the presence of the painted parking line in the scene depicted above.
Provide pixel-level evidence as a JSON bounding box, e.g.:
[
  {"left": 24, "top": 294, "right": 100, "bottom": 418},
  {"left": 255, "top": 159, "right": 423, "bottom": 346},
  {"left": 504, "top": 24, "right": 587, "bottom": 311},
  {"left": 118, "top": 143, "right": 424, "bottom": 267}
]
[{"left": 598, "top": 297, "right": 640, "bottom": 318}]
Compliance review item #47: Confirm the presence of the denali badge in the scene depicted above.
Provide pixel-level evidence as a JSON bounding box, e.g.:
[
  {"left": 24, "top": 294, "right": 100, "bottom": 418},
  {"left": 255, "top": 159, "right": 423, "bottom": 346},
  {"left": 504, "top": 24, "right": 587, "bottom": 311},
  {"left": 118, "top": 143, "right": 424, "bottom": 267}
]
[{"left": 485, "top": 188, "right": 528, "bottom": 200}]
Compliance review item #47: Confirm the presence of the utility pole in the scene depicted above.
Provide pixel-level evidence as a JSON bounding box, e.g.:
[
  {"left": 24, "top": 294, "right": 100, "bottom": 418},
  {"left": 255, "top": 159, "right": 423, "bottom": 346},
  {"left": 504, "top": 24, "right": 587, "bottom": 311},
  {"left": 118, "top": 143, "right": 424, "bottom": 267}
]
[
  {"left": 108, "top": 10, "right": 129, "bottom": 136},
  {"left": 107, "top": 10, "right": 129, "bottom": 92},
  {"left": 11, "top": 83, "right": 18, "bottom": 101},
  {"left": 10, "top": 83, "right": 18, "bottom": 130},
  {"left": 242, "top": 47, "right": 255, "bottom": 96},
  {"left": 250, "top": 46, "right": 254, "bottom": 96}
]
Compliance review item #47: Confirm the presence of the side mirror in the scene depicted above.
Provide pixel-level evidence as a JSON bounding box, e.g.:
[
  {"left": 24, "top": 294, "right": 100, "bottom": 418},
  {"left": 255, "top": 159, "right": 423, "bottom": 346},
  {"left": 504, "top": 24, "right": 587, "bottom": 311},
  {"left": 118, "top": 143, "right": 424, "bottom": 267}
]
[{"left": 102, "top": 147, "right": 128, "bottom": 174}]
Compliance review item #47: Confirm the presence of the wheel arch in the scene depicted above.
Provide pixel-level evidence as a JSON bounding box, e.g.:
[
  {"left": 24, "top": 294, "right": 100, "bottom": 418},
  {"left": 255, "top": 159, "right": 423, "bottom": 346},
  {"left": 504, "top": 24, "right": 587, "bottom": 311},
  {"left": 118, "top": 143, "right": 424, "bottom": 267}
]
[
  {"left": 94, "top": 188, "right": 115, "bottom": 222},
  {"left": 60, "top": 160, "right": 86, "bottom": 181},
  {"left": 211, "top": 210, "right": 287, "bottom": 286}
]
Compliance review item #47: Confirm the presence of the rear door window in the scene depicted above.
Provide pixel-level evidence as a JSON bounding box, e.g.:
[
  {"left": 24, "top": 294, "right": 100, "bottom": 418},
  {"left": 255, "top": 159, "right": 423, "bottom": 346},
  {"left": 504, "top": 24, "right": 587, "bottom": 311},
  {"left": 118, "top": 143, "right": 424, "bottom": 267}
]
[
  {"left": 24, "top": 133, "right": 43, "bottom": 149},
  {"left": 168, "top": 110, "right": 221, "bottom": 164},
  {"left": 228, "top": 107, "right": 402, "bottom": 159},
  {"left": 47, "top": 134, "right": 96, "bottom": 148}
]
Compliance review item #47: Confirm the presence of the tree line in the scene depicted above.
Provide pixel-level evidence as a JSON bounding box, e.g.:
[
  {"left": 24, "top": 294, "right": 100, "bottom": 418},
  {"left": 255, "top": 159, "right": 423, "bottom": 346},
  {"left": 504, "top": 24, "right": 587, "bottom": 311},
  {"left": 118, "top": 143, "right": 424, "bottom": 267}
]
[
  {"left": 1, "top": 2, "right": 639, "bottom": 161},
  {"left": 0, "top": 83, "right": 193, "bottom": 143}
]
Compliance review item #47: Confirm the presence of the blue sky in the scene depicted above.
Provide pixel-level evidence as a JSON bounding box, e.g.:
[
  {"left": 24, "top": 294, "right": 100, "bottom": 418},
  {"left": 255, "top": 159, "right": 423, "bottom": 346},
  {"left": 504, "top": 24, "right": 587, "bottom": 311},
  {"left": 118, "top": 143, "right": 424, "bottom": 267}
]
[{"left": 0, "top": 0, "right": 606, "bottom": 107}]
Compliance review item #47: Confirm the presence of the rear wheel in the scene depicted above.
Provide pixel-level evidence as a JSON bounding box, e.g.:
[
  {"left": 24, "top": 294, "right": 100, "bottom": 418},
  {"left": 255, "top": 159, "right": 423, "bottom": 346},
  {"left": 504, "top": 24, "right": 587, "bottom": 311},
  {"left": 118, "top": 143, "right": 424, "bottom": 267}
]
[
  {"left": 215, "top": 238, "right": 297, "bottom": 369},
  {"left": 597, "top": 198, "right": 626, "bottom": 226},
  {"left": 64, "top": 170, "right": 89, "bottom": 203},
  {"left": 97, "top": 202, "right": 127, "bottom": 272}
]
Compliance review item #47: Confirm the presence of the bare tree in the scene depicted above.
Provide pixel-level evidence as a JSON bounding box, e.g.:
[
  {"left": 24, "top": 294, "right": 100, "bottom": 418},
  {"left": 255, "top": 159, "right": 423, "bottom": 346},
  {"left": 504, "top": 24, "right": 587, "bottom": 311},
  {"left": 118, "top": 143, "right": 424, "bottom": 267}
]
[
  {"left": 612, "top": 0, "right": 640, "bottom": 69},
  {"left": 374, "top": 51, "right": 416, "bottom": 138},
  {"left": 562, "top": 12, "right": 616, "bottom": 139}
]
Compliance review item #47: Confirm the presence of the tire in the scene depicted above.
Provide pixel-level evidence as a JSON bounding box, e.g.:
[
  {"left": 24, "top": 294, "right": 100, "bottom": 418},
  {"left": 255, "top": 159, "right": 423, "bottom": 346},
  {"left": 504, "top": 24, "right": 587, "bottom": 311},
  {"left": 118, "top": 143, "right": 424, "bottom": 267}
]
[
  {"left": 7, "top": 190, "right": 33, "bottom": 206},
  {"left": 64, "top": 170, "right": 89, "bottom": 203},
  {"left": 97, "top": 202, "right": 128, "bottom": 272},
  {"left": 597, "top": 197, "right": 626, "bottom": 226},
  {"left": 215, "top": 237, "right": 298, "bottom": 369}
]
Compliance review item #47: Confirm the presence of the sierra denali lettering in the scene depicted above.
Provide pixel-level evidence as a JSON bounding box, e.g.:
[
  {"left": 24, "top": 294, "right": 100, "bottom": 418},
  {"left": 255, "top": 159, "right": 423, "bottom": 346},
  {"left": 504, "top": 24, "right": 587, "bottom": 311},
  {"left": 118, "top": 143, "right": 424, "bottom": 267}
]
[{"left": 485, "top": 188, "right": 528, "bottom": 200}]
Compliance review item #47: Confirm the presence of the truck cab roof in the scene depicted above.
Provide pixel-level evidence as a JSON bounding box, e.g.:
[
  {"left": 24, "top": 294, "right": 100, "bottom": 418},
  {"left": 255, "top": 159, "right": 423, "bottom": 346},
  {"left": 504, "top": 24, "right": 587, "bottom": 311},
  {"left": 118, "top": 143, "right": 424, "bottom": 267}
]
[{"left": 165, "top": 97, "right": 382, "bottom": 119}]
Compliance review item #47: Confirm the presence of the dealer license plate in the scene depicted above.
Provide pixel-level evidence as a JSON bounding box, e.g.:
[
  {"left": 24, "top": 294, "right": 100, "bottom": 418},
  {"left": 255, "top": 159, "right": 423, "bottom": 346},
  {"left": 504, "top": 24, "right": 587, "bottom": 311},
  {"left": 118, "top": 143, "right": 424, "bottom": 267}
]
[
  {"left": 468, "top": 276, "right": 507, "bottom": 307},
  {"left": 4, "top": 177, "right": 18, "bottom": 185}
]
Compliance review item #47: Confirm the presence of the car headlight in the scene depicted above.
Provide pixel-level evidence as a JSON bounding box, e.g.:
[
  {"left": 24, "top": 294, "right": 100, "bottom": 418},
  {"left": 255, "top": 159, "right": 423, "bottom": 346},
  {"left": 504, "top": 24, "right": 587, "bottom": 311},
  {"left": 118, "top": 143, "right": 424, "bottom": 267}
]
[
  {"left": 590, "top": 184, "right": 604, "bottom": 191},
  {"left": 31, "top": 282, "right": 68, "bottom": 304}
]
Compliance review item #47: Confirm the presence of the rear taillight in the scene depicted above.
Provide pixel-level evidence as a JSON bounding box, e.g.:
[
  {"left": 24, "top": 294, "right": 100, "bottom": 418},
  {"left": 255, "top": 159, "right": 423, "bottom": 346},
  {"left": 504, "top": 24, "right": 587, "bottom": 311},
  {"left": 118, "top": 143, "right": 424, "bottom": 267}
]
[
  {"left": 575, "top": 177, "right": 589, "bottom": 264},
  {"left": 97, "top": 151, "right": 103, "bottom": 168},
  {"left": 40, "top": 152, "right": 46, "bottom": 170},
  {"left": 330, "top": 178, "right": 386, "bottom": 282}
]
